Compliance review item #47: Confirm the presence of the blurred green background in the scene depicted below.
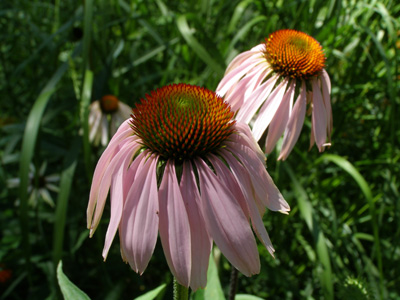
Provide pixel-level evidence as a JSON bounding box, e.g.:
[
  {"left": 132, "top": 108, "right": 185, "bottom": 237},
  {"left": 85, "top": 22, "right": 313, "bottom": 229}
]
[{"left": 0, "top": 0, "right": 399, "bottom": 299}]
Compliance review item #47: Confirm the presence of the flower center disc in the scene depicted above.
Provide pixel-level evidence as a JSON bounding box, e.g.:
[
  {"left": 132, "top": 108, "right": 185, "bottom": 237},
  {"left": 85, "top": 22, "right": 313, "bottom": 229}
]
[
  {"left": 264, "top": 29, "right": 326, "bottom": 79},
  {"left": 130, "top": 84, "right": 235, "bottom": 160},
  {"left": 100, "top": 95, "right": 119, "bottom": 113}
]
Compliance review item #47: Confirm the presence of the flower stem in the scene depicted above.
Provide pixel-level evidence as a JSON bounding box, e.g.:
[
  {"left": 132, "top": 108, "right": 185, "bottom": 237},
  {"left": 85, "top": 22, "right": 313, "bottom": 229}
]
[
  {"left": 228, "top": 266, "right": 238, "bottom": 300},
  {"left": 173, "top": 277, "right": 188, "bottom": 300}
]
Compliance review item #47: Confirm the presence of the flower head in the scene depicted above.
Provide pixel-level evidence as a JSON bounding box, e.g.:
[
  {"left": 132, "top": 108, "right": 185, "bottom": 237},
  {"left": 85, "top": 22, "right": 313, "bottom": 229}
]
[
  {"left": 87, "top": 84, "right": 289, "bottom": 290},
  {"left": 88, "top": 95, "right": 132, "bottom": 146},
  {"left": 7, "top": 162, "right": 59, "bottom": 207},
  {"left": 217, "top": 29, "right": 332, "bottom": 160}
]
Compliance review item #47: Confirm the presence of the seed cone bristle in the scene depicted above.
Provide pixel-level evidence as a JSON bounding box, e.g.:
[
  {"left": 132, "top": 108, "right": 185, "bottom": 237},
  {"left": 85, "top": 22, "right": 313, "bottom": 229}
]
[
  {"left": 265, "top": 29, "right": 326, "bottom": 79},
  {"left": 131, "top": 84, "right": 235, "bottom": 160}
]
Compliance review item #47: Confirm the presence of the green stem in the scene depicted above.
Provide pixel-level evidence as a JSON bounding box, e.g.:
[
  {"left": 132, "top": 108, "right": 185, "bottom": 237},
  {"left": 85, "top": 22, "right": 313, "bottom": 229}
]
[
  {"left": 173, "top": 277, "right": 188, "bottom": 300},
  {"left": 228, "top": 266, "right": 238, "bottom": 300}
]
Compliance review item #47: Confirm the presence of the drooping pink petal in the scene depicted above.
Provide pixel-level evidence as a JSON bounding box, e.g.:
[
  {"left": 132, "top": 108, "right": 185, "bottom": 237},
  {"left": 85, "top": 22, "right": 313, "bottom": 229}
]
[
  {"left": 87, "top": 121, "right": 135, "bottom": 228},
  {"left": 195, "top": 158, "right": 260, "bottom": 276},
  {"left": 320, "top": 70, "right": 333, "bottom": 140},
  {"left": 220, "top": 149, "right": 265, "bottom": 215},
  {"left": 229, "top": 122, "right": 265, "bottom": 163},
  {"left": 216, "top": 56, "right": 265, "bottom": 97},
  {"left": 236, "top": 75, "right": 278, "bottom": 124},
  {"left": 223, "top": 50, "right": 257, "bottom": 75},
  {"left": 100, "top": 114, "right": 109, "bottom": 146},
  {"left": 102, "top": 145, "right": 140, "bottom": 259},
  {"left": 120, "top": 153, "right": 159, "bottom": 274},
  {"left": 180, "top": 161, "right": 212, "bottom": 290},
  {"left": 90, "top": 138, "right": 140, "bottom": 235},
  {"left": 225, "top": 143, "right": 290, "bottom": 213},
  {"left": 208, "top": 154, "right": 250, "bottom": 218},
  {"left": 225, "top": 63, "right": 270, "bottom": 111},
  {"left": 158, "top": 161, "right": 191, "bottom": 287},
  {"left": 321, "top": 69, "right": 331, "bottom": 93},
  {"left": 219, "top": 150, "right": 275, "bottom": 255},
  {"left": 278, "top": 81, "right": 307, "bottom": 160},
  {"left": 252, "top": 78, "right": 288, "bottom": 141},
  {"left": 311, "top": 78, "right": 327, "bottom": 152},
  {"left": 89, "top": 103, "right": 102, "bottom": 142},
  {"left": 250, "top": 43, "right": 266, "bottom": 53},
  {"left": 265, "top": 81, "right": 296, "bottom": 154}
]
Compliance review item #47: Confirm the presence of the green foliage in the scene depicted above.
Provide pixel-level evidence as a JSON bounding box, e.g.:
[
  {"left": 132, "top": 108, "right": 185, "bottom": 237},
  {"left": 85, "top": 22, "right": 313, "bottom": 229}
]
[
  {"left": 57, "top": 261, "right": 91, "bottom": 300},
  {"left": 0, "top": 0, "right": 399, "bottom": 299}
]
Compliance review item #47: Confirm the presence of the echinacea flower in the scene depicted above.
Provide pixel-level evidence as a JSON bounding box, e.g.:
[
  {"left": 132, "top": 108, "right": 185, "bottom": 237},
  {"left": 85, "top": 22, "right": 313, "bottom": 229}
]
[
  {"left": 87, "top": 84, "right": 289, "bottom": 290},
  {"left": 7, "top": 162, "right": 59, "bottom": 207},
  {"left": 217, "top": 29, "right": 332, "bottom": 160},
  {"left": 88, "top": 95, "right": 132, "bottom": 146}
]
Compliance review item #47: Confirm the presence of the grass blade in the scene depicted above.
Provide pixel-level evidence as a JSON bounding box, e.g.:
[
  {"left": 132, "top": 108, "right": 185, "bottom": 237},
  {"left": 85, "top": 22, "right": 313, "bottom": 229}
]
[
  {"left": 176, "top": 15, "right": 225, "bottom": 76},
  {"left": 52, "top": 137, "right": 80, "bottom": 266},
  {"left": 284, "top": 163, "right": 333, "bottom": 300},
  {"left": 316, "top": 154, "right": 383, "bottom": 295},
  {"left": 18, "top": 48, "right": 79, "bottom": 283}
]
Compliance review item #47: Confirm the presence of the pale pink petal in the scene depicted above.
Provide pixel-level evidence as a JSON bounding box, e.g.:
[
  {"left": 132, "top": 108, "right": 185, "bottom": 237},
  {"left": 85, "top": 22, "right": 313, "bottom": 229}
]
[
  {"left": 251, "top": 78, "right": 288, "bottom": 141},
  {"left": 88, "top": 101, "right": 100, "bottom": 124},
  {"left": 208, "top": 155, "right": 250, "bottom": 218},
  {"left": 223, "top": 50, "right": 256, "bottom": 75},
  {"left": 90, "top": 138, "right": 140, "bottom": 235},
  {"left": 265, "top": 81, "right": 296, "bottom": 154},
  {"left": 87, "top": 121, "right": 134, "bottom": 228},
  {"left": 220, "top": 149, "right": 265, "bottom": 215},
  {"left": 311, "top": 78, "right": 327, "bottom": 151},
  {"left": 158, "top": 161, "right": 191, "bottom": 287},
  {"left": 100, "top": 114, "right": 109, "bottom": 146},
  {"left": 224, "top": 143, "right": 290, "bottom": 213},
  {"left": 120, "top": 154, "right": 159, "bottom": 274},
  {"left": 117, "top": 101, "right": 133, "bottom": 120},
  {"left": 220, "top": 151, "right": 275, "bottom": 255},
  {"left": 250, "top": 43, "right": 266, "bottom": 52},
  {"left": 102, "top": 146, "right": 140, "bottom": 259},
  {"left": 224, "top": 63, "right": 270, "bottom": 111},
  {"left": 321, "top": 69, "right": 331, "bottom": 93},
  {"left": 236, "top": 75, "right": 278, "bottom": 124},
  {"left": 278, "top": 81, "right": 307, "bottom": 160},
  {"left": 89, "top": 104, "right": 102, "bottom": 142},
  {"left": 231, "top": 122, "right": 265, "bottom": 160},
  {"left": 320, "top": 70, "right": 333, "bottom": 140},
  {"left": 180, "top": 161, "right": 212, "bottom": 290},
  {"left": 195, "top": 158, "right": 260, "bottom": 276},
  {"left": 216, "top": 56, "right": 265, "bottom": 97}
]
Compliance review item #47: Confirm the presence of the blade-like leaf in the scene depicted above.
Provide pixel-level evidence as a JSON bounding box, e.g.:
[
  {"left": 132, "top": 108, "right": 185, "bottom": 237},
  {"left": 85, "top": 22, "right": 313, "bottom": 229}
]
[
  {"left": 133, "top": 284, "right": 166, "bottom": 300},
  {"left": 57, "top": 261, "right": 91, "bottom": 300}
]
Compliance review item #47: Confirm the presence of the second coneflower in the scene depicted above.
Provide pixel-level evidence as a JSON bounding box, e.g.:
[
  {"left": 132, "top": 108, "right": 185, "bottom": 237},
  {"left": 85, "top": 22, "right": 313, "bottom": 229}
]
[
  {"left": 88, "top": 95, "right": 132, "bottom": 146},
  {"left": 87, "top": 84, "right": 289, "bottom": 290},
  {"left": 217, "top": 29, "right": 332, "bottom": 160}
]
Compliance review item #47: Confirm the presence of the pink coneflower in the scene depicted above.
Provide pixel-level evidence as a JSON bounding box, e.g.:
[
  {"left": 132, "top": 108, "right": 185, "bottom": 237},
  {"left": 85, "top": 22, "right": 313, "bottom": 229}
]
[
  {"left": 88, "top": 95, "right": 132, "bottom": 146},
  {"left": 217, "top": 29, "right": 332, "bottom": 160},
  {"left": 87, "top": 84, "right": 289, "bottom": 290}
]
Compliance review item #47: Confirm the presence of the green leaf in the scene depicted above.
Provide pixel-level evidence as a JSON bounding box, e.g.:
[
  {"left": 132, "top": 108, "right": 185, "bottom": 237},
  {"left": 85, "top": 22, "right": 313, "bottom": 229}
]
[
  {"left": 316, "top": 154, "right": 383, "bottom": 290},
  {"left": 57, "top": 261, "right": 91, "bottom": 300},
  {"left": 191, "top": 253, "right": 225, "bottom": 300},
  {"left": 205, "top": 254, "right": 225, "bottom": 300},
  {"left": 52, "top": 138, "right": 80, "bottom": 266},
  {"left": 176, "top": 15, "right": 225, "bottom": 76},
  {"left": 18, "top": 43, "right": 81, "bottom": 278},
  {"left": 284, "top": 164, "right": 333, "bottom": 300},
  {"left": 133, "top": 284, "right": 166, "bottom": 300},
  {"left": 235, "top": 295, "right": 265, "bottom": 300},
  {"left": 80, "top": 69, "right": 94, "bottom": 180}
]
